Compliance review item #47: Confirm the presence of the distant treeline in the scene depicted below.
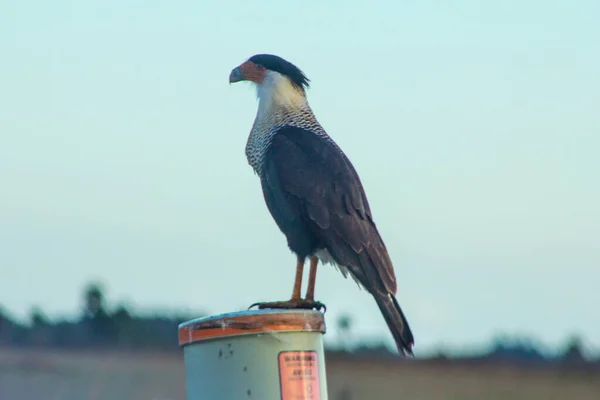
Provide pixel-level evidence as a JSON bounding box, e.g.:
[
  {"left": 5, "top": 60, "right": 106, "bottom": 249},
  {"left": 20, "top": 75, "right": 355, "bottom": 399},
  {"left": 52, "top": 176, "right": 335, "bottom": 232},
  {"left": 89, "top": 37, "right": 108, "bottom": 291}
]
[
  {"left": 0, "top": 282, "right": 595, "bottom": 366},
  {"left": 0, "top": 282, "right": 194, "bottom": 351}
]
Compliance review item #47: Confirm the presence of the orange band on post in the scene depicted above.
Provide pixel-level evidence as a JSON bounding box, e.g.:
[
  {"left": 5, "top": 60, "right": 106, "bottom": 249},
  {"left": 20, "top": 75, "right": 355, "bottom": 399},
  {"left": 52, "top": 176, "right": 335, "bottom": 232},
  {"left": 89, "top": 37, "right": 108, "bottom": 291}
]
[{"left": 178, "top": 309, "right": 326, "bottom": 346}]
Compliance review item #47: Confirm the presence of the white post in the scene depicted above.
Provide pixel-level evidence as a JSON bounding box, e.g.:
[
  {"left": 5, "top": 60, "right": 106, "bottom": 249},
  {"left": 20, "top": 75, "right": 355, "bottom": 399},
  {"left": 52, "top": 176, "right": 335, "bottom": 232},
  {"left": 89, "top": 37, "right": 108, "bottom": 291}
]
[{"left": 179, "top": 309, "right": 329, "bottom": 400}]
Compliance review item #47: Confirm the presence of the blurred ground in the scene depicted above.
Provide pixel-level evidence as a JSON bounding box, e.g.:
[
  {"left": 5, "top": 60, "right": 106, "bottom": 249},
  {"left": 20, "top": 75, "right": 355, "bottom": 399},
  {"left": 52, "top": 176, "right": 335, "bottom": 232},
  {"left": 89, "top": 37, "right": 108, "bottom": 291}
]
[{"left": 1, "top": 347, "right": 598, "bottom": 400}]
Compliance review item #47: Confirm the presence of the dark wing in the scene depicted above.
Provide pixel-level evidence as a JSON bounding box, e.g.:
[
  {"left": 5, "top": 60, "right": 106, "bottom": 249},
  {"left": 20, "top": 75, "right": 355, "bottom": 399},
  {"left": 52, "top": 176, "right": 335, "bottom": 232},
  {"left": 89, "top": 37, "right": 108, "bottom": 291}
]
[{"left": 261, "top": 125, "right": 397, "bottom": 295}]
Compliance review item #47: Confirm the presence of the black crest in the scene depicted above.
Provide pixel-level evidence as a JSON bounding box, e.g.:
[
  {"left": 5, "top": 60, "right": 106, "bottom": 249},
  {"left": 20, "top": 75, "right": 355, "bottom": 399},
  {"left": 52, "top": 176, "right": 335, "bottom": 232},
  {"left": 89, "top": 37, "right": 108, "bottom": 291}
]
[{"left": 249, "top": 54, "right": 310, "bottom": 91}]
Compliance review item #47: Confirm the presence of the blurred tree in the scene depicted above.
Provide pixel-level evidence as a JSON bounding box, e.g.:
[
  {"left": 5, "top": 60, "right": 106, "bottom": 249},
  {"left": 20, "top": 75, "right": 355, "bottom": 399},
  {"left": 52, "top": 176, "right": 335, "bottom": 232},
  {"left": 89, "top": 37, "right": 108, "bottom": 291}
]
[
  {"left": 29, "top": 306, "right": 52, "bottom": 346},
  {"left": 113, "top": 304, "right": 134, "bottom": 347},
  {"left": 81, "top": 281, "right": 116, "bottom": 346},
  {"left": 83, "top": 282, "right": 106, "bottom": 317},
  {"left": 114, "top": 305, "right": 132, "bottom": 321},
  {"left": 0, "top": 306, "right": 27, "bottom": 346},
  {"left": 0, "top": 306, "right": 14, "bottom": 344},
  {"left": 337, "top": 313, "right": 353, "bottom": 350},
  {"left": 563, "top": 334, "right": 585, "bottom": 363},
  {"left": 30, "top": 306, "right": 49, "bottom": 327}
]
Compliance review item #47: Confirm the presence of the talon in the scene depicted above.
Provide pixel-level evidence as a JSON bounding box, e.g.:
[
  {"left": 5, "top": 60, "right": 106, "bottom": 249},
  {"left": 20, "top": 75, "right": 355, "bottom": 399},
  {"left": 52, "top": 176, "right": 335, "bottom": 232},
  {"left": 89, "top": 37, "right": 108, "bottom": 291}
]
[
  {"left": 246, "top": 299, "right": 326, "bottom": 312},
  {"left": 314, "top": 301, "right": 326, "bottom": 313}
]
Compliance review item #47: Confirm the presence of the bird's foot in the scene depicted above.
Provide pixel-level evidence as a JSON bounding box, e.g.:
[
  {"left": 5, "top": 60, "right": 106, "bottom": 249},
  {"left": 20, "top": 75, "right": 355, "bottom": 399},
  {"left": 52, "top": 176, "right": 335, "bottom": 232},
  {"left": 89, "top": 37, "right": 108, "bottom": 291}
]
[{"left": 248, "top": 299, "right": 326, "bottom": 313}]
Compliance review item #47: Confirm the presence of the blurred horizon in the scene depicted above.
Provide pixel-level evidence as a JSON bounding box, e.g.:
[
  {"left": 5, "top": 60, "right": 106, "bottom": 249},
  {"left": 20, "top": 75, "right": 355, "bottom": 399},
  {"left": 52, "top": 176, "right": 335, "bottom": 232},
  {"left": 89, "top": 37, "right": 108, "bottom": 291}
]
[
  {"left": 0, "top": 279, "right": 595, "bottom": 361},
  {"left": 1, "top": 0, "right": 599, "bottom": 359}
]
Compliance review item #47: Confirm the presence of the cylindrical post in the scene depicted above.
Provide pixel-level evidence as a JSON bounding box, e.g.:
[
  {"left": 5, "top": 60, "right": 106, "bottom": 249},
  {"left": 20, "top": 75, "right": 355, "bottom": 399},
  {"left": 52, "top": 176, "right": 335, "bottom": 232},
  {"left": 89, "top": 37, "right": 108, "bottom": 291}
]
[{"left": 179, "top": 309, "right": 328, "bottom": 400}]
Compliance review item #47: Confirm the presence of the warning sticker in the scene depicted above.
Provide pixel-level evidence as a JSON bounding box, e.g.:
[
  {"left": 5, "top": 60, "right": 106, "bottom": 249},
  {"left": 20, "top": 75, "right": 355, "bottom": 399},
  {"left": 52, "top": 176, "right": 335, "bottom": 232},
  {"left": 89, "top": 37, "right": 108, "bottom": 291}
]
[{"left": 278, "top": 351, "right": 321, "bottom": 400}]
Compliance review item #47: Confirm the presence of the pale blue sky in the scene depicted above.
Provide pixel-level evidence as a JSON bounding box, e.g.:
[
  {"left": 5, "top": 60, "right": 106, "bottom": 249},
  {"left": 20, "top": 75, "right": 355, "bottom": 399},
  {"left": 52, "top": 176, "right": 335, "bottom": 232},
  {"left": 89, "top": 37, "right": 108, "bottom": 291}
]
[{"left": 1, "top": 0, "right": 599, "bottom": 355}]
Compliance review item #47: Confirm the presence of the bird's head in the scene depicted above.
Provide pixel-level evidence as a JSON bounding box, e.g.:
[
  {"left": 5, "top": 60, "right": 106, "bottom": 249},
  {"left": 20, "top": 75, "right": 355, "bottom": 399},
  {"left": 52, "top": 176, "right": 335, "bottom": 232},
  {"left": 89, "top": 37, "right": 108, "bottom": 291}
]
[{"left": 229, "top": 54, "right": 310, "bottom": 107}]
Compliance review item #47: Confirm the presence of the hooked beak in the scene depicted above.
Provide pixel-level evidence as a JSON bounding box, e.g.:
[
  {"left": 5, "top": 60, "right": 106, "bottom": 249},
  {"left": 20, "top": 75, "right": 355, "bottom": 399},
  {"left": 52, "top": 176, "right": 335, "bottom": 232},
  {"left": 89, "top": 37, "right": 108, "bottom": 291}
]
[{"left": 229, "top": 67, "right": 244, "bottom": 84}]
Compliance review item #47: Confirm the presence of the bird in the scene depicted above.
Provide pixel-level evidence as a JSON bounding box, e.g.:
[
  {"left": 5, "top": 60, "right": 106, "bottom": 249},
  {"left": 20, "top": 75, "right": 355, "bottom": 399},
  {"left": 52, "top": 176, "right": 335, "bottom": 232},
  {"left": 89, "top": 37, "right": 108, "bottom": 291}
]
[{"left": 229, "top": 54, "right": 414, "bottom": 356}]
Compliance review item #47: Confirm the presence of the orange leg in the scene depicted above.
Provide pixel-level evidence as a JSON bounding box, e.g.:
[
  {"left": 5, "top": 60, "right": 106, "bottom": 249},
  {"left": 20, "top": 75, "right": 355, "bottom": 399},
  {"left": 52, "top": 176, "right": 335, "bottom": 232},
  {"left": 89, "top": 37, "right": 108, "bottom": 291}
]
[
  {"left": 248, "top": 255, "right": 326, "bottom": 312},
  {"left": 305, "top": 255, "right": 318, "bottom": 301},
  {"left": 291, "top": 256, "right": 304, "bottom": 300}
]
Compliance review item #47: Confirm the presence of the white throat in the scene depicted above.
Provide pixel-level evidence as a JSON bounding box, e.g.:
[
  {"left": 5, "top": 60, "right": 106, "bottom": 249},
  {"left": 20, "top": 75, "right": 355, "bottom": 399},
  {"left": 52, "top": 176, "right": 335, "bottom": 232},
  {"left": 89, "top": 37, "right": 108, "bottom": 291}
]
[
  {"left": 255, "top": 71, "right": 308, "bottom": 119},
  {"left": 245, "top": 70, "right": 326, "bottom": 174}
]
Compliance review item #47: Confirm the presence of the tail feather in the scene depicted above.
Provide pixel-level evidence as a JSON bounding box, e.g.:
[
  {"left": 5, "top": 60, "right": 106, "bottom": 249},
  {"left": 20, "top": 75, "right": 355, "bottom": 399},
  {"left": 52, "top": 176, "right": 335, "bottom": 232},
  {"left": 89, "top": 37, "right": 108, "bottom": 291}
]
[{"left": 375, "top": 293, "right": 414, "bottom": 356}]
